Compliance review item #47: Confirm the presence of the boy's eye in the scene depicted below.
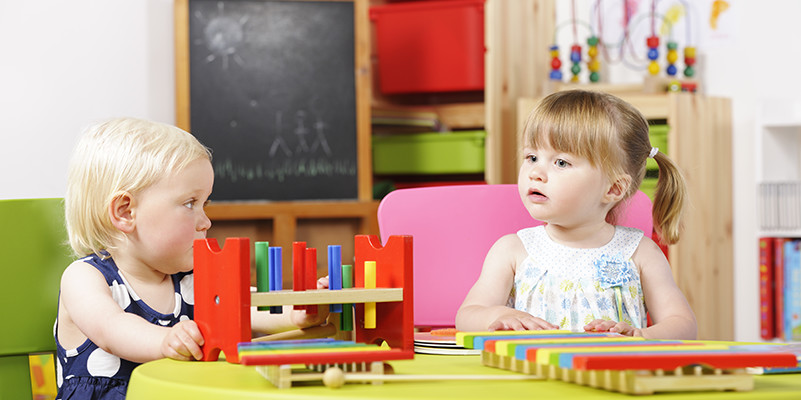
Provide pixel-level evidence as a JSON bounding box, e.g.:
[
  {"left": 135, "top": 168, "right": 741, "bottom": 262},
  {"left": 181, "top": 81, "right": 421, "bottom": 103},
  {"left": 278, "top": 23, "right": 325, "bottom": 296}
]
[
  {"left": 184, "top": 200, "right": 196, "bottom": 209},
  {"left": 555, "top": 159, "right": 570, "bottom": 168}
]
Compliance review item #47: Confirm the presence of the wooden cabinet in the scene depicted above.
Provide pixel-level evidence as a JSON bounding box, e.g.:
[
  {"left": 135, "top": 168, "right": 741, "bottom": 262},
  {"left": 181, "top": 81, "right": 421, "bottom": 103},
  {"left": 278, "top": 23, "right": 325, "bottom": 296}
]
[
  {"left": 519, "top": 90, "right": 733, "bottom": 340},
  {"left": 370, "top": 0, "right": 555, "bottom": 187}
]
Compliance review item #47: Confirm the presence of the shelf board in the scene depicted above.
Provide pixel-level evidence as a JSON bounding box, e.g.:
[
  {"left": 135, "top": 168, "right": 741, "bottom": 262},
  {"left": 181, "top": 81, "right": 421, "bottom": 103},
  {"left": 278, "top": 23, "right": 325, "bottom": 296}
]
[
  {"left": 762, "top": 121, "right": 801, "bottom": 129},
  {"left": 205, "top": 200, "right": 380, "bottom": 221}
]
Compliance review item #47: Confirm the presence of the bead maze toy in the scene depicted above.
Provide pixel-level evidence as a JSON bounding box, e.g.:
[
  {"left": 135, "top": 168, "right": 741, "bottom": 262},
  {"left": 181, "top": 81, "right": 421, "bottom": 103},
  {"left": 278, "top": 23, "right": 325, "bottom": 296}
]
[
  {"left": 193, "top": 234, "right": 415, "bottom": 387},
  {"left": 456, "top": 330, "right": 801, "bottom": 395},
  {"left": 549, "top": 0, "right": 701, "bottom": 88}
]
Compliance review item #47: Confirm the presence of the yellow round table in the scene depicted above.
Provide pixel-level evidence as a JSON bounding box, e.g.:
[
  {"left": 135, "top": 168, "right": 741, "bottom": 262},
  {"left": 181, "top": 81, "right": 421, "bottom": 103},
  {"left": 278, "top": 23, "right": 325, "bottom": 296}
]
[{"left": 128, "top": 354, "right": 801, "bottom": 399}]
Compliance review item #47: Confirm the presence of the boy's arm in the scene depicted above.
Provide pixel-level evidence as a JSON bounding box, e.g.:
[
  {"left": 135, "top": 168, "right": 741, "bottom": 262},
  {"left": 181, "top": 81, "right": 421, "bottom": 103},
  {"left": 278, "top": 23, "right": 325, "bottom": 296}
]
[
  {"left": 634, "top": 237, "right": 698, "bottom": 340},
  {"left": 456, "top": 234, "right": 557, "bottom": 331},
  {"left": 250, "top": 276, "right": 330, "bottom": 336},
  {"left": 60, "top": 261, "right": 203, "bottom": 363}
]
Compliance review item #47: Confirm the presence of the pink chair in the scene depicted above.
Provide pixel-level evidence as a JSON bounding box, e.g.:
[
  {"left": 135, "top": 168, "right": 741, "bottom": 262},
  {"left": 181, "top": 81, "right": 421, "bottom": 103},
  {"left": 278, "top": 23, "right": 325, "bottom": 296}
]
[{"left": 377, "top": 184, "right": 653, "bottom": 328}]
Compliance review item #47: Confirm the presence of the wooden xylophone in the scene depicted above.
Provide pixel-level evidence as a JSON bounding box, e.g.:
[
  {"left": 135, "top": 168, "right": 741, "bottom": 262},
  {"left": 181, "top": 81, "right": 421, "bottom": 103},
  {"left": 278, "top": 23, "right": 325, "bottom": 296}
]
[{"left": 456, "top": 330, "right": 801, "bottom": 395}]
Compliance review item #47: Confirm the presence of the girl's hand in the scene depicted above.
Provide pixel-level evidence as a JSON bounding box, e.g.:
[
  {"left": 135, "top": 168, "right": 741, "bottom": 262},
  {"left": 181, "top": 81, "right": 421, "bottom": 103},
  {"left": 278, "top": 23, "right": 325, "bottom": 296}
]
[
  {"left": 161, "top": 320, "right": 205, "bottom": 361},
  {"left": 584, "top": 319, "right": 643, "bottom": 337},
  {"left": 488, "top": 310, "right": 559, "bottom": 331}
]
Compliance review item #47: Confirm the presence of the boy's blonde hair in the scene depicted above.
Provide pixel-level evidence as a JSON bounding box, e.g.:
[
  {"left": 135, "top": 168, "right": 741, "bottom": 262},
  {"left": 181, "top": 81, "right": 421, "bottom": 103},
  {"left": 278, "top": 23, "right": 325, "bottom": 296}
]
[
  {"left": 65, "top": 118, "right": 212, "bottom": 257},
  {"left": 522, "top": 90, "right": 687, "bottom": 244}
]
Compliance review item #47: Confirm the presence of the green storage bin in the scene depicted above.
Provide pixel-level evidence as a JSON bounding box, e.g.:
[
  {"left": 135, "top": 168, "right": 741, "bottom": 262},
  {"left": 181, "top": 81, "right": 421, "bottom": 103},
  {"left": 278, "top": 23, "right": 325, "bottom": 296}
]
[
  {"left": 372, "top": 130, "right": 486, "bottom": 175},
  {"left": 647, "top": 125, "right": 669, "bottom": 170}
]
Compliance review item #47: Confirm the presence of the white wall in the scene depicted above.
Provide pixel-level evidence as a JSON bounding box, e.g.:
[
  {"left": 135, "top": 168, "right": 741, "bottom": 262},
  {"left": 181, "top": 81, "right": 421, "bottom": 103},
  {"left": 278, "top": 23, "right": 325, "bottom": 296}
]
[
  {"left": 704, "top": 1, "right": 801, "bottom": 342},
  {"left": 2, "top": 0, "right": 797, "bottom": 341},
  {"left": 0, "top": 0, "right": 175, "bottom": 200}
]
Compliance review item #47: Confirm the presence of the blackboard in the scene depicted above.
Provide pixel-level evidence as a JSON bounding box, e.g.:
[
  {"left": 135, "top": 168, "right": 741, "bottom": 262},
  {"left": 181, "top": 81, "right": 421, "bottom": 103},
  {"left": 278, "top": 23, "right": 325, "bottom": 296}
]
[{"left": 178, "top": 0, "right": 365, "bottom": 201}]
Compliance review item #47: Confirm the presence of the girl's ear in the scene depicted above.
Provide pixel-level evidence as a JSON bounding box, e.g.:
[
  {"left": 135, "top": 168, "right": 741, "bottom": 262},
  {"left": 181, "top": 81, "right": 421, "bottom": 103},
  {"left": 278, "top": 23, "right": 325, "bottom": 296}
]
[
  {"left": 109, "top": 191, "right": 135, "bottom": 233},
  {"left": 603, "top": 175, "right": 631, "bottom": 204}
]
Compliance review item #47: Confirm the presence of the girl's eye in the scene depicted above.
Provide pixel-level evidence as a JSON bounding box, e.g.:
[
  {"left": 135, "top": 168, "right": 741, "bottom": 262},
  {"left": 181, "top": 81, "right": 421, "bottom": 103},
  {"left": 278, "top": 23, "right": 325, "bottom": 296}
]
[
  {"left": 525, "top": 154, "right": 537, "bottom": 163},
  {"left": 555, "top": 159, "right": 570, "bottom": 168}
]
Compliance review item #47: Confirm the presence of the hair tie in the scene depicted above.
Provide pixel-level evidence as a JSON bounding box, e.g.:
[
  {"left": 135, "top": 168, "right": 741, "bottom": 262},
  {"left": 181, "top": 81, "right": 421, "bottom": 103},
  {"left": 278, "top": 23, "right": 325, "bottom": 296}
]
[{"left": 648, "top": 147, "right": 659, "bottom": 159}]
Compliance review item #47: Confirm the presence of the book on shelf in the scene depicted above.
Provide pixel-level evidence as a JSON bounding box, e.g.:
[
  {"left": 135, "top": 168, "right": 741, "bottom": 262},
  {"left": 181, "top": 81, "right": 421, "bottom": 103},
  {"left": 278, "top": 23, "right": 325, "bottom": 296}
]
[
  {"left": 760, "top": 236, "right": 801, "bottom": 341},
  {"left": 759, "top": 237, "right": 775, "bottom": 340},
  {"left": 775, "top": 237, "right": 788, "bottom": 341},
  {"left": 758, "top": 182, "right": 801, "bottom": 230},
  {"left": 784, "top": 240, "right": 801, "bottom": 341}
]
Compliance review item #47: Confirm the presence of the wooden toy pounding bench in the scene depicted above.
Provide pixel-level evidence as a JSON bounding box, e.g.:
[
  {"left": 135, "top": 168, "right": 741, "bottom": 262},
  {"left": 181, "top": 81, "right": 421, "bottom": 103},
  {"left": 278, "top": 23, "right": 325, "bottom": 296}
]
[{"left": 192, "top": 234, "right": 415, "bottom": 387}]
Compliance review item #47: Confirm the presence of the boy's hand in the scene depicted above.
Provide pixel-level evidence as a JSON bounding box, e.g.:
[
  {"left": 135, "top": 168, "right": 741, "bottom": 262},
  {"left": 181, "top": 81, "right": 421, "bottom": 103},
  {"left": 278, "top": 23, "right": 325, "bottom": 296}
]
[
  {"left": 584, "top": 319, "right": 642, "bottom": 337},
  {"left": 161, "top": 320, "right": 205, "bottom": 361},
  {"left": 488, "top": 310, "right": 559, "bottom": 331},
  {"left": 288, "top": 275, "right": 331, "bottom": 329},
  {"left": 316, "top": 276, "right": 329, "bottom": 289}
]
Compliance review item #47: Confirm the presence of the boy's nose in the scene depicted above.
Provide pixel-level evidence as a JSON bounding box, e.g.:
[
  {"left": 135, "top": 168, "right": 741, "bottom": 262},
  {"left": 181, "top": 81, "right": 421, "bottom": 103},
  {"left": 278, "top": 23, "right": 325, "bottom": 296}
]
[{"left": 197, "top": 212, "right": 212, "bottom": 232}]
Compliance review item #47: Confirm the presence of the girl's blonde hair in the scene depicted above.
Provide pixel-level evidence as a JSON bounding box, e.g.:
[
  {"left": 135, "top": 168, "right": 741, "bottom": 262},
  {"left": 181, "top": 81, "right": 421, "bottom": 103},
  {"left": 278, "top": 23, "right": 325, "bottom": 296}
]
[
  {"left": 522, "top": 90, "right": 686, "bottom": 244},
  {"left": 65, "top": 117, "right": 212, "bottom": 257}
]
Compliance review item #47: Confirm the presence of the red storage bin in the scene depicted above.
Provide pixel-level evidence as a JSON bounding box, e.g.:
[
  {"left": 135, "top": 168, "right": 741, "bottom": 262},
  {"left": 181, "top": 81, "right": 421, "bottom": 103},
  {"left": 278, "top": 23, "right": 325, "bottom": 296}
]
[{"left": 370, "top": 0, "right": 485, "bottom": 94}]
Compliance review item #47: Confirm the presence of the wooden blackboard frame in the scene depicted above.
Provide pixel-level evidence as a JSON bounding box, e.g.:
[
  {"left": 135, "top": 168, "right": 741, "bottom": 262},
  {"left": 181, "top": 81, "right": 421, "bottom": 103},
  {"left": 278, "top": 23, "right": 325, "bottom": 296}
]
[{"left": 174, "top": 0, "right": 372, "bottom": 203}]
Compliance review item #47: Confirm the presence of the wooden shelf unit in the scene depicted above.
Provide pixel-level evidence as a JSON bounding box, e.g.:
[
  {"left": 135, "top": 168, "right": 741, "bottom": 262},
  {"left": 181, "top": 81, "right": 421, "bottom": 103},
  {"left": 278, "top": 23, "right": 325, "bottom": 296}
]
[
  {"left": 519, "top": 90, "right": 733, "bottom": 341},
  {"left": 369, "top": 0, "right": 556, "bottom": 186}
]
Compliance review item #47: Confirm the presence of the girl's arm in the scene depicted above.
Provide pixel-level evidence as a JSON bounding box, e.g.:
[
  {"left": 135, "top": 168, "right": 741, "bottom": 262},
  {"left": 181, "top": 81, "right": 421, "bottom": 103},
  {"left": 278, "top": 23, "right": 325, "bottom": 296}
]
[
  {"left": 634, "top": 237, "right": 698, "bottom": 340},
  {"left": 455, "top": 234, "right": 558, "bottom": 331},
  {"left": 59, "top": 261, "right": 204, "bottom": 363}
]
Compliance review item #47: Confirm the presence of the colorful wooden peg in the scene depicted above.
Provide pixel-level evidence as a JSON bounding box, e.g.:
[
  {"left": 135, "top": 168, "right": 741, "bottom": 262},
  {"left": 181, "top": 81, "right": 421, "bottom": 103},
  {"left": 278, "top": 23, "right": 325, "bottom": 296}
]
[
  {"left": 364, "top": 261, "right": 376, "bottom": 329},
  {"left": 328, "top": 245, "right": 343, "bottom": 313},
  {"left": 292, "top": 242, "right": 306, "bottom": 312},
  {"left": 269, "top": 247, "right": 283, "bottom": 314},
  {"left": 305, "top": 247, "right": 318, "bottom": 314},
  {"left": 255, "top": 241, "right": 270, "bottom": 311},
  {"left": 341, "top": 264, "right": 354, "bottom": 331}
]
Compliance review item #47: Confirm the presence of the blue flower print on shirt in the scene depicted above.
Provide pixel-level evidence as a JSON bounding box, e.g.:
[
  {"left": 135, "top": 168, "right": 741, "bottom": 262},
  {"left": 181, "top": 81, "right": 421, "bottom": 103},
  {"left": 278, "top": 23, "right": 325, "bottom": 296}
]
[
  {"left": 596, "top": 297, "right": 612, "bottom": 311},
  {"left": 594, "top": 254, "right": 634, "bottom": 289}
]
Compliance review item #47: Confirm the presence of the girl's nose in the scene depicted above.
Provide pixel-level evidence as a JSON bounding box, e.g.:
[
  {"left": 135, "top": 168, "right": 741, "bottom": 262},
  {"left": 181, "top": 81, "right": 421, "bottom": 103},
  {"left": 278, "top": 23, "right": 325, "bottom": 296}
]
[{"left": 528, "top": 164, "right": 546, "bottom": 182}]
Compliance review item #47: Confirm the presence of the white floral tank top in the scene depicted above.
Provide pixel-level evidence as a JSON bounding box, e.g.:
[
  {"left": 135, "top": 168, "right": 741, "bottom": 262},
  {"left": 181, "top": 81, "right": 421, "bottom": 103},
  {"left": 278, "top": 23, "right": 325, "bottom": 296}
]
[{"left": 508, "top": 225, "right": 647, "bottom": 331}]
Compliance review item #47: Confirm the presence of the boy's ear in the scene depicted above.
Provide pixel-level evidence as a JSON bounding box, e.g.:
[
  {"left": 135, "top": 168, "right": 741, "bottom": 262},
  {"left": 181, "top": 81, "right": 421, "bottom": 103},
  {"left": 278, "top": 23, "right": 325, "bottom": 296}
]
[
  {"left": 109, "top": 191, "right": 135, "bottom": 233},
  {"left": 603, "top": 175, "right": 631, "bottom": 204}
]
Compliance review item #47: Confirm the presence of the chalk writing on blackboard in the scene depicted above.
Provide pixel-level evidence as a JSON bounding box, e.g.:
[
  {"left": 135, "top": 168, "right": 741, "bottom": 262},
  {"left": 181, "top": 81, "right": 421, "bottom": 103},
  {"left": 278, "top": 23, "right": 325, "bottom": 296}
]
[
  {"left": 194, "top": 2, "right": 247, "bottom": 70},
  {"left": 188, "top": 0, "right": 358, "bottom": 202}
]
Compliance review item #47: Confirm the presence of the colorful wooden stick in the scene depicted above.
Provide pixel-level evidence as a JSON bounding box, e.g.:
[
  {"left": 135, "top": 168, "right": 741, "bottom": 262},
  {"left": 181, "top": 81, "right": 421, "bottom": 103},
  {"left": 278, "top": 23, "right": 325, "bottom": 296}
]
[
  {"left": 269, "top": 247, "right": 282, "bottom": 314},
  {"left": 341, "top": 264, "right": 353, "bottom": 331},
  {"left": 255, "top": 241, "right": 269, "bottom": 311},
  {"left": 328, "top": 245, "right": 343, "bottom": 313},
  {"left": 292, "top": 242, "right": 306, "bottom": 312},
  {"left": 364, "top": 261, "right": 376, "bottom": 329},
  {"left": 304, "top": 247, "right": 318, "bottom": 314}
]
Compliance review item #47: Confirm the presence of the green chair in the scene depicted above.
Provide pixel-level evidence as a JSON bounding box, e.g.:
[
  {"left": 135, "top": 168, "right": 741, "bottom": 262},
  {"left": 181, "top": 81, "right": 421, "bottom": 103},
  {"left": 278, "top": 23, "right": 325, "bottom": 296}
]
[{"left": 0, "top": 199, "right": 72, "bottom": 400}]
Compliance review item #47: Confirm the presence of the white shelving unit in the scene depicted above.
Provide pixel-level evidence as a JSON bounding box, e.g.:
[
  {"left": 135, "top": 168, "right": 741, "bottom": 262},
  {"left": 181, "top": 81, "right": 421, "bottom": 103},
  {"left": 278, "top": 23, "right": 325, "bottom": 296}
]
[{"left": 757, "top": 99, "right": 801, "bottom": 236}]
